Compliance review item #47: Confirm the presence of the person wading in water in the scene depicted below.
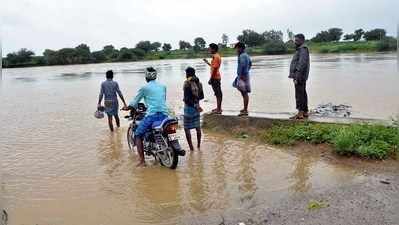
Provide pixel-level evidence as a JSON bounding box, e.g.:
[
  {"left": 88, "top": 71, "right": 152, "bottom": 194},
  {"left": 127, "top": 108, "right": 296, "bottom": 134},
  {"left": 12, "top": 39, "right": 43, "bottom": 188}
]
[
  {"left": 98, "top": 70, "right": 127, "bottom": 131},
  {"left": 183, "top": 67, "right": 204, "bottom": 151}
]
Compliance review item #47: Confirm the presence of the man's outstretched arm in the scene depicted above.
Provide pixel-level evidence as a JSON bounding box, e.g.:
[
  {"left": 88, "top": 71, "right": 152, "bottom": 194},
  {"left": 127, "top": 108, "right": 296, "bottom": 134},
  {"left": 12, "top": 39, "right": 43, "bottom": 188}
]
[
  {"left": 129, "top": 87, "right": 145, "bottom": 108},
  {"left": 116, "top": 83, "right": 127, "bottom": 107}
]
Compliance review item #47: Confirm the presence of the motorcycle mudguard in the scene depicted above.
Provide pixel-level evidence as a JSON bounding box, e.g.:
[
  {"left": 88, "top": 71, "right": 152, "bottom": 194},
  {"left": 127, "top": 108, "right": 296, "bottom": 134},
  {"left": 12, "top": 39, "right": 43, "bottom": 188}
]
[{"left": 170, "top": 140, "right": 185, "bottom": 156}]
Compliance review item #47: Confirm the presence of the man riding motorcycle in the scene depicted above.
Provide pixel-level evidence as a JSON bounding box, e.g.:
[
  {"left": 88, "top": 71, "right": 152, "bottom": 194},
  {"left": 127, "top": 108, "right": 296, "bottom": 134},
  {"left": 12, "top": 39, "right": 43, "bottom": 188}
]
[{"left": 123, "top": 67, "right": 169, "bottom": 167}]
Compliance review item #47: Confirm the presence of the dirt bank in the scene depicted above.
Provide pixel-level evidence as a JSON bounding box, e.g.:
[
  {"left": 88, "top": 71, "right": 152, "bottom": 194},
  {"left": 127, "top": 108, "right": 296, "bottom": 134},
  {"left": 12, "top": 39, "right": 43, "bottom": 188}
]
[
  {"left": 201, "top": 113, "right": 399, "bottom": 225},
  {"left": 225, "top": 174, "right": 399, "bottom": 225},
  {"left": 184, "top": 132, "right": 399, "bottom": 225}
]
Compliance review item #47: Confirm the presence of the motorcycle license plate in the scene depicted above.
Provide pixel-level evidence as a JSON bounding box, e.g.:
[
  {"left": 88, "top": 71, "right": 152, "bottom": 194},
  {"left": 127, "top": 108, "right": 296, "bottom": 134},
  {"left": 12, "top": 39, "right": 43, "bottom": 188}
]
[{"left": 168, "top": 134, "right": 177, "bottom": 141}]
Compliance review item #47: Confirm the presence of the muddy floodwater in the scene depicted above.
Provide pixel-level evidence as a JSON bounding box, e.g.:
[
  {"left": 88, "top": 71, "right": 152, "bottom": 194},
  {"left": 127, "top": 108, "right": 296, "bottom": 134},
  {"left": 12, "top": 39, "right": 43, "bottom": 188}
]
[{"left": 0, "top": 53, "right": 398, "bottom": 225}]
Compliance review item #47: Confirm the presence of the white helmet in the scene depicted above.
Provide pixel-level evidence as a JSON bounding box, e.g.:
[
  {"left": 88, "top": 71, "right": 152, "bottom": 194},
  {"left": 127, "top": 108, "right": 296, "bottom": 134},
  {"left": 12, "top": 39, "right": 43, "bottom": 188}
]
[{"left": 145, "top": 67, "right": 157, "bottom": 80}]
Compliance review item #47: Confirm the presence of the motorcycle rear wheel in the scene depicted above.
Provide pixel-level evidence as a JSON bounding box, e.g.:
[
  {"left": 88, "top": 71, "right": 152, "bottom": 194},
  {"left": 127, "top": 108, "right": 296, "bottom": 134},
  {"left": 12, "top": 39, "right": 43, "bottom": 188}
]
[{"left": 158, "top": 146, "right": 178, "bottom": 169}]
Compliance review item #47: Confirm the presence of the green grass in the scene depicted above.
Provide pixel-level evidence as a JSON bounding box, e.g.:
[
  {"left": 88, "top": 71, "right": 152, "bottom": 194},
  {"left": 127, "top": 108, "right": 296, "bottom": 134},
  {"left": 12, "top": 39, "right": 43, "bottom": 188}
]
[
  {"left": 307, "top": 200, "right": 329, "bottom": 210},
  {"left": 5, "top": 40, "right": 396, "bottom": 69},
  {"left": 143, "top": 46, "right": 266, "bottom": 61},
  {"left": 262, "top": 123, "right": 399, "bottom": 160},
  {"left": 143, "top": 41, "right": 395, "bottom": 60},
  {"left": 308, "top": 41, "right": 382, "bottom": 53}
]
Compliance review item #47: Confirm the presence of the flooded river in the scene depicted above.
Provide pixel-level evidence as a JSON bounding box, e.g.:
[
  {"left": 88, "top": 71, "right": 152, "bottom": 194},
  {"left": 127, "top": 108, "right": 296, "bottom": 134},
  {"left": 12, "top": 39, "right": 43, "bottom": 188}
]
[{"left": 0, "top": 53, "right": 397, "bottom": 225}]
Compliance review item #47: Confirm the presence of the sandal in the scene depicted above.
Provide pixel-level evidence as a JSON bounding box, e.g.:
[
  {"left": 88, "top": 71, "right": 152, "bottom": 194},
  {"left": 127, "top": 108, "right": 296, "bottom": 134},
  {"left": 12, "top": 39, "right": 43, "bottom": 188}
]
[
  {"left": 211, "top": 109, "right": 222, "bottom": 115},
  {"left": 290, "top": 114, "right": 305, "bottom": 120},
  {"left": 238, "top": 111, "right": 249, "bottom": 117}
]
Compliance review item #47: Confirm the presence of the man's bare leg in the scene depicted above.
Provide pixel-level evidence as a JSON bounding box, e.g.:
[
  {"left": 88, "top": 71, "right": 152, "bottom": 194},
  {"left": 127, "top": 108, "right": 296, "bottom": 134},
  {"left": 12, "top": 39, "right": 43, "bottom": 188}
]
[
  {"left": 135, "top": 137, "right": 146, "bottom": 167},
  {"left": 243, "top": 94, "right": 249, "bottom": 112},
  {"left": 184, "top": 129, "right": 194, "bottom": 151},
  {"left": 115, "top": 115, "right": 120, "bottom": 128},
  {"left": 108, "top": 115, "right": 114, "bottom": 132},
  {"left": 196, "top": 127, "right": 202, "bottom": 149},
  {"left": 239, "top": 91, "right": 249, "bottom": 115},
  {"left": 216, "top": 96, "right": 223, "bottom": 112}
]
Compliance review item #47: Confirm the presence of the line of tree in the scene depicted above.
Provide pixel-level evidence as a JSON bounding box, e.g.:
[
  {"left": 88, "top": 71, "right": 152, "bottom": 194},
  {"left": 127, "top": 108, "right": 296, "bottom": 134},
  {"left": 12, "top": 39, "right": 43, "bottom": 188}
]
[
  {"left": 3, "top": 42, "right": 173, "bottom": 67},
  {"left": 312, "top": 28, "right": 389, "bottom": 42},
  {"left": 3, "top": 27, "right": 397, "bottom": 68},
  {"left": 236, "top": 29, "right": 284, "bottom": 47},
  {"left": 2, "top": 36, "right": 213, "bottom": 68},
  {"left": 235, "top": 29, "right": 290, "bottom": 55}
]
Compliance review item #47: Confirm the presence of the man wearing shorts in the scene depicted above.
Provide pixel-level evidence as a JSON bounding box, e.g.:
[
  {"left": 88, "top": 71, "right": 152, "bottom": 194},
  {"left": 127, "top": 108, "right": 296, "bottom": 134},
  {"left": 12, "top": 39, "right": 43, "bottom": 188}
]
[
  {"left": 98, "top": 70, "right": 127, "bottom": 131},
  {"left": 233, "top": 42, "right": 252, "bottom": 116},
  {"left": 123, "top": 67, "right": 169, "bottom": 167},
  {"left": 203, "top": 43, "right": 223, "bottom": 114}
]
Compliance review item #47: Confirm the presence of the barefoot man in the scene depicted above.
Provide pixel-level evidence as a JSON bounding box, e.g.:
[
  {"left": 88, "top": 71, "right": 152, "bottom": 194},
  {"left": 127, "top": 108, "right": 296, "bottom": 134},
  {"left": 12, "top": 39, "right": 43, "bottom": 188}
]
[
  {"left": 203, "top": 43, "right": 223, "bottom": 114},
  {"left": 98, "top": 70, "right": 127, "bottom": 131},
  {"left": 233, "top": 42, "right": 252, "bottom": 116}
]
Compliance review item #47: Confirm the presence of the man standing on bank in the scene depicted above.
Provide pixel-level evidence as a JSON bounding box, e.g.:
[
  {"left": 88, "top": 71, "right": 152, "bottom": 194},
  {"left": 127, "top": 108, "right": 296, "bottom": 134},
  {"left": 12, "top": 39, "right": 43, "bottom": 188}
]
[
  {"left": 203, "top": 43, "right": 223, "bottom": 114},
  {"left": 289, "top": 34, "right": 310, "bottom": 120},
  {"left": 233, "top": 42, "right": 252, "bottom": 116}
]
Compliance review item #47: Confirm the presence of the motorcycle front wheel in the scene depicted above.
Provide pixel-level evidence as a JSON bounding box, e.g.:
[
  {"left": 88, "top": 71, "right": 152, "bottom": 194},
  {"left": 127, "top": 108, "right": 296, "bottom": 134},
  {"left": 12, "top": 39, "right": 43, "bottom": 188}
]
[
  {"left": 127, "top": 126, "right": 134, "bottom": 150},
  {"left": 157, "top": 146, "right": 178, "bottom": 170}
]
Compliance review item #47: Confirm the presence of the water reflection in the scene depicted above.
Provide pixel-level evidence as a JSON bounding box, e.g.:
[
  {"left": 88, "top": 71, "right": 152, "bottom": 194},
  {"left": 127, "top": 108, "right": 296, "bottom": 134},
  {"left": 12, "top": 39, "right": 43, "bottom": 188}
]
[
  {"left": 212, "top": 139, "right": 229, "bottom": 210},
  {"left": 236, "top": 142, "right": 257, "bottom": 205},
  {"left": 288, "top": 152, "right": 315, "bottom": 193},
  {"left": 97, "top": 131, "right": 124, "bottom": 178},
  {"left": 133, "top": 168, "right": 182, "bottom": 225},
  {"left": 187, "top": 152, "right": 208, "bottom": 213},
  {"left": 51, "top": 72, "right": 93, "bottom": 81},
  {"left": 14, "top": 77, "right": 37, "bottom": 82}
]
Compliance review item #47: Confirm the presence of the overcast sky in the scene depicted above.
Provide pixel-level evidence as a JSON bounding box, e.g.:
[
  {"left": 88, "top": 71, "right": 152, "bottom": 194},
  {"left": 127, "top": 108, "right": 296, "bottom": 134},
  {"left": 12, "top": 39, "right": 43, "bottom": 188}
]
[{"left": 1, "top": 0, "right": 398, "bottom": 55}]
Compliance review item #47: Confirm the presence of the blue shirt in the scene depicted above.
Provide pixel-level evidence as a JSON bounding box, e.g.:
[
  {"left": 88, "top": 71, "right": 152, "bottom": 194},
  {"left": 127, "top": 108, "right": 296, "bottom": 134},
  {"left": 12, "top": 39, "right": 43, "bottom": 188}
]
[
  {"left": 237, "top": 52, "right": 252, "bottom": 77},
  {"left": 129, "top": 80, "right": 169, "bottom": 116}
]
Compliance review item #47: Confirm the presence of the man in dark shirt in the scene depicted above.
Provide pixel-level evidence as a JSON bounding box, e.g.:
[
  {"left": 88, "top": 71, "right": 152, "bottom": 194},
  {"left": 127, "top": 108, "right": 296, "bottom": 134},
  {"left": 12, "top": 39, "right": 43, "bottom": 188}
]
[
  {"left": 183, "top": 67, "right": 204, "bottom": 151},
  {"left": 289, "top": 34, "right": 310, "bottom": 119}
]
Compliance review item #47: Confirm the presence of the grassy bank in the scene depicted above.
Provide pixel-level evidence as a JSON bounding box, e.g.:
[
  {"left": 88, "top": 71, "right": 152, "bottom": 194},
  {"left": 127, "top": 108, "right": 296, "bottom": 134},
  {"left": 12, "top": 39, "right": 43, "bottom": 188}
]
[
  {"left": 309, "top": 39, "right": 397, "bottom": 54},
  {"left": 263, "top": 123, "right": 399, "bottom": 160},
  {"left": 142, "top": 47, "right": 265, "bottom": 61},
  {"left": 202, "top": 113, "right": 399, "bottom": 160},
  {"left": 309, "top": 41, "right": 379, "bottom": 53},
  {"left": 3, "top": 40, "right": 396, "bottom": 69},
  {"left": 129, "top": 41, "right": 397, "bottom": 61}
]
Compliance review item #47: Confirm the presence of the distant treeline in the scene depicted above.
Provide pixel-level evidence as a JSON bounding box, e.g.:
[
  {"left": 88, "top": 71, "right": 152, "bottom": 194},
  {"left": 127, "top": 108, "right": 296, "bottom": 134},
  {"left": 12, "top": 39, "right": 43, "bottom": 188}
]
[{"left": 3, "top": 28, "right": 397, "bottom": 68}]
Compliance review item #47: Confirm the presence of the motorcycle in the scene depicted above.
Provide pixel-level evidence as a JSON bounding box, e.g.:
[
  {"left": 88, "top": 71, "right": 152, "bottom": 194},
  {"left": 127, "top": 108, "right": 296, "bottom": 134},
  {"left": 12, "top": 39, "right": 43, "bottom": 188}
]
[{"left": 124, "top": 103, "right": 185, "bottom": 169}]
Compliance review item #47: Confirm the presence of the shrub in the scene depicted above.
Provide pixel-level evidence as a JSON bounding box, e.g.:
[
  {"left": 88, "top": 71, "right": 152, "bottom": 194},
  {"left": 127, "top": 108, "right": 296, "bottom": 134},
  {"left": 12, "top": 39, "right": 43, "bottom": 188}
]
[
  {"left": 284, "top": 40, "right": 296, "bottom": 52},
  {"left": 333, "top": 129, "right": 358, "bottom": 155},
  {"left": 263, "top": 126, "right": 295, "bottom": 145},
  {"left": 358, "top": 140, "right": 391, "bottom": 159},
  {"left": 319, "top": 47, "right": 330, "bottom": 53},
  {"left": 376, "top": 37, "right": 397, "bottom": 51},
  {"left": 263, "top": 40, "right": 287, "bottom": 55}
]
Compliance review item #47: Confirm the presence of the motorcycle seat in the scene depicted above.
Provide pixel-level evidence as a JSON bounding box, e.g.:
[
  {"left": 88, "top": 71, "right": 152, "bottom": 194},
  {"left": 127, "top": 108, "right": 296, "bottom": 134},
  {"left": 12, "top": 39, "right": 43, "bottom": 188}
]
[{"left": 152, "top": 117, "right": 177, "bottom": 129}]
